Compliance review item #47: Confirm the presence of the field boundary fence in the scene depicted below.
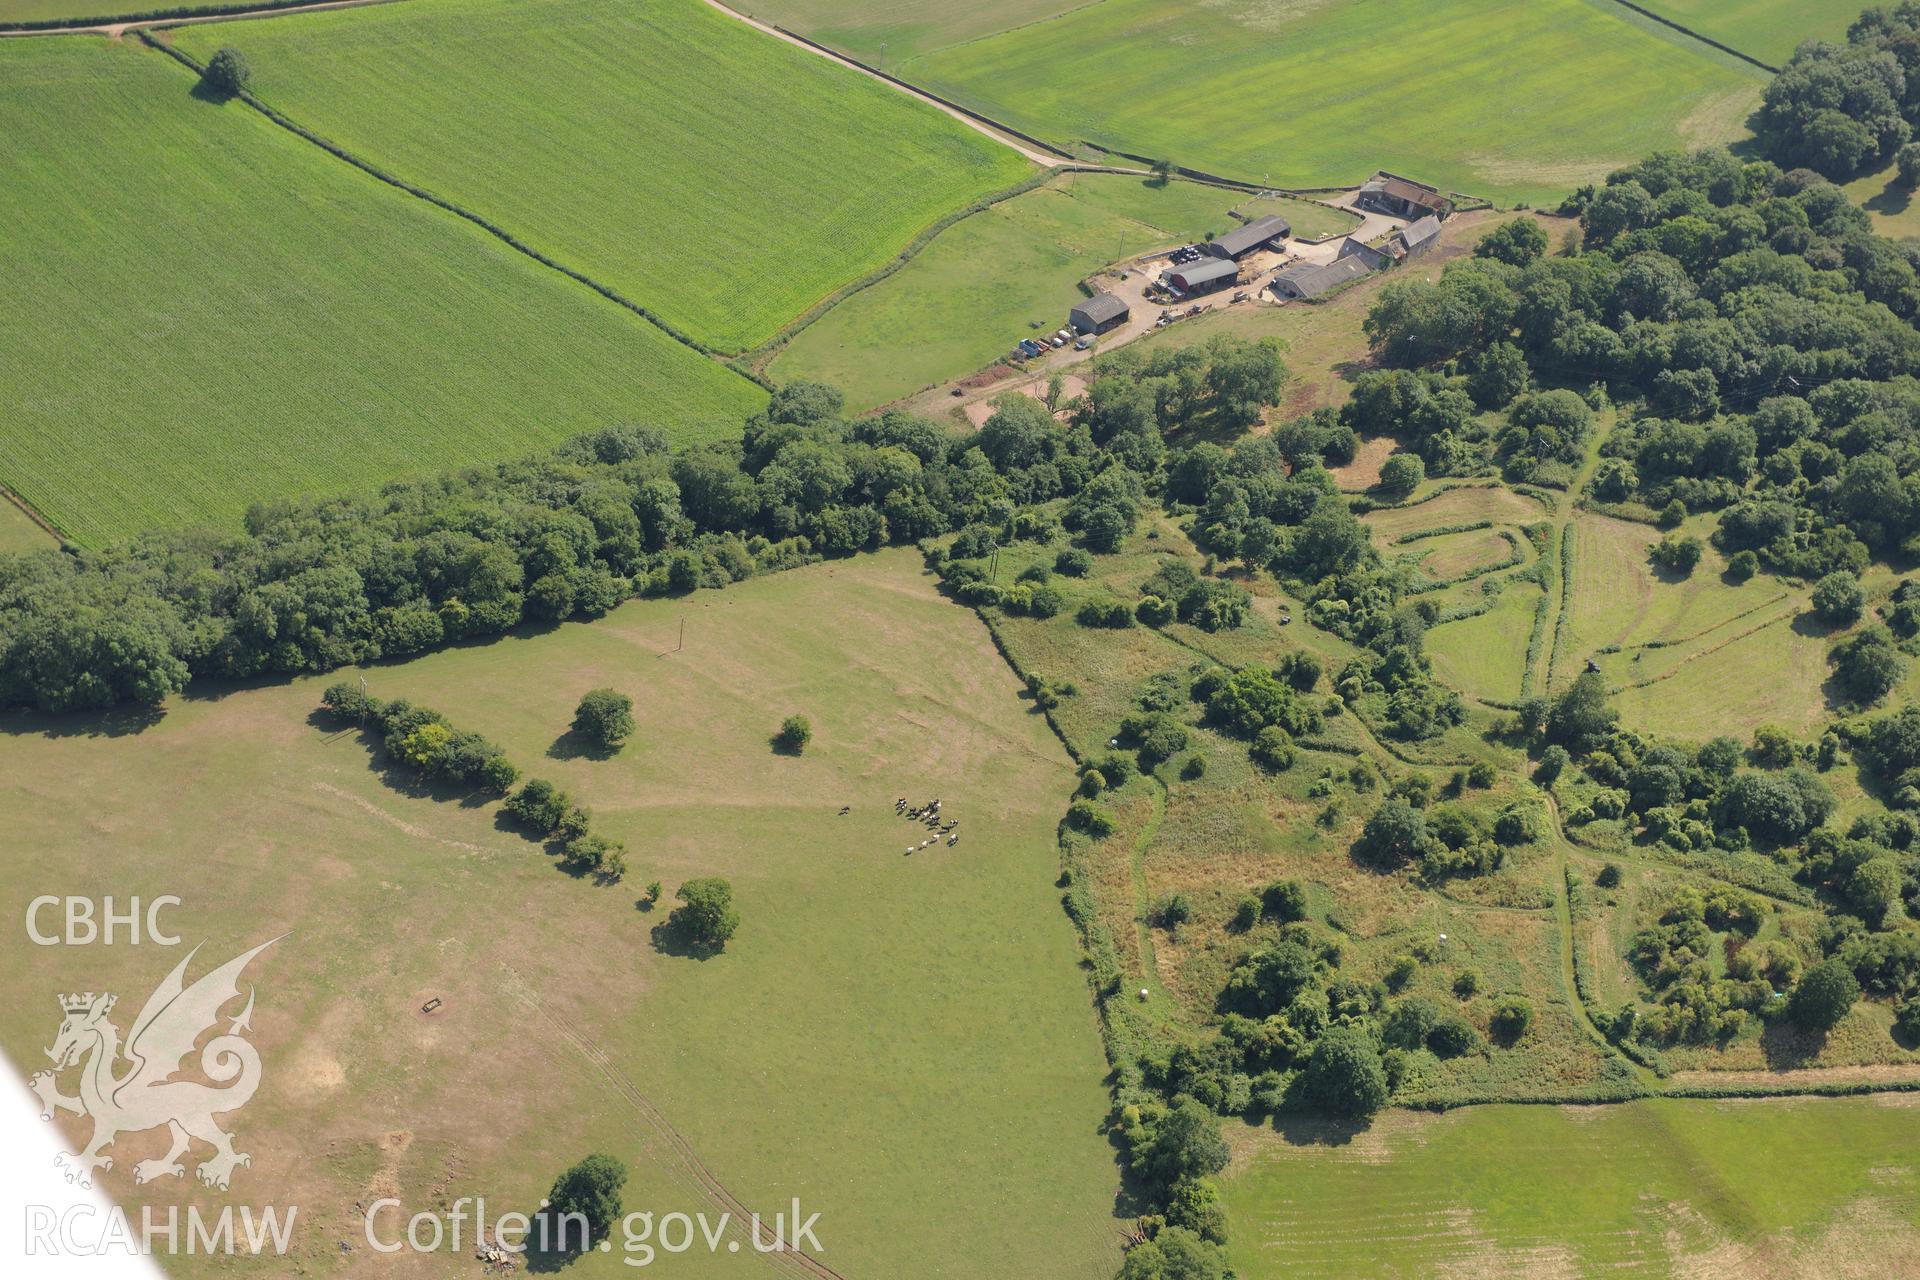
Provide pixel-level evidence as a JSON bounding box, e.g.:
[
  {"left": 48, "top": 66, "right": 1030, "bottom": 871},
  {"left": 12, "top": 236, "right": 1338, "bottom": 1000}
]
[
  {"left": 135, "top": 33, "right": 775, "bottom": 390},
  {"left": 1600, "top": 0, "right": 1781, "bottom": 74}
]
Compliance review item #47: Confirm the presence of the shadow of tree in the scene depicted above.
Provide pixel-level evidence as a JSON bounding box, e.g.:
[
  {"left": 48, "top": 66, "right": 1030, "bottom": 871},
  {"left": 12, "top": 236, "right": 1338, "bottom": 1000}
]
[
  {"left": 1272, "top": 1110, "right": 1373, "bottom": 1147},
  {"left": 0, "top": 704, "right": 165, "bottom": 740},
  {"left": 547, "top": 729, "right": 616, "bottom": 762},
  {"left": 1759, "top": 1019, "right": 1826, "bottom": 1071},
  {"left": 648, "top": 917, "right": 721, "bottom": 961}
]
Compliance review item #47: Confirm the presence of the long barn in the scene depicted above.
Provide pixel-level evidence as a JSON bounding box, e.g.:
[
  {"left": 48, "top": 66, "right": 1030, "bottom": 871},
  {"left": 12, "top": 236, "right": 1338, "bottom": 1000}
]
[
  {"left": 1167, "top": 258, "right": 1237, "bottom": 296},
  {"left": 1205, "top": 213, "right": 1290, "bottom": 261}
]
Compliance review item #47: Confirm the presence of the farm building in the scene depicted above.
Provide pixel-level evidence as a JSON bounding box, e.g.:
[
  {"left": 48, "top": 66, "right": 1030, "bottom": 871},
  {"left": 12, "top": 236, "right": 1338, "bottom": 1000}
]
[
  {"left": 1392, "top": 214, "right": 1442, "bottom": 259},
  {"left": 1355, "top": 174, "right": 1453, "bottom": 221},
  {"left": 1337, "top": 237, "right": 1392, "bottom": 270},
  {"left": 1166, "top": 258, "right": 1237, "bottom": 296},
  {"left": 1271, "top": 255, "right": 1372, "bottom": 300},
  {"left": 1205, "top": 214, "right": 1290, "bottom": 261},
  {"left": 1069, "top": 292, "right": 1130, "bottom": 335}
]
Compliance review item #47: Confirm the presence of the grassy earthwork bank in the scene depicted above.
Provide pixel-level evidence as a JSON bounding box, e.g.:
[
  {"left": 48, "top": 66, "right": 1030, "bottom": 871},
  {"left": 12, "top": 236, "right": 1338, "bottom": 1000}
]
[
  {"left": 896, "top": 0, "right": 1765, "bottom": 204},
  {"left": 770, "top": 175, "right": 1341, "bottom": 409},
  {"left": 0, "top": 550, "right": 1121, "bottom": 1278},
  {"left": 0, "top": 35, "right": 763, "bottom": 547},
  {"left": 1222, "top": 1094, "right": 1920, "bottom": 1276},
  {"left": 174, "top": 0, "right": 1035, "bottom": 353}
]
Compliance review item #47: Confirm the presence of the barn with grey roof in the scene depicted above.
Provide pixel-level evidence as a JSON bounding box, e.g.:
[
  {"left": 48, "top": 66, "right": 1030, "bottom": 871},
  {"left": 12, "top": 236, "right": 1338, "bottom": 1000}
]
[
  {"left": 1069, "top": 292, "right": 1130, "bottom": 335},
  {"left": 1270, "top": 256, "right": 1372, "bottom": 300},
  {"left": 1166, "top": 258, "right": 1237, "bottom": 296},
  {"left": 1205, "top": 214, "right": 1290, "bottom": 261}
]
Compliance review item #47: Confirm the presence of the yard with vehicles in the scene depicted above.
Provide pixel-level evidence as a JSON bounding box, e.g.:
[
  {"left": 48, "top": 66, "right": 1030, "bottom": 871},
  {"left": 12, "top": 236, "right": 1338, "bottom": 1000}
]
[
  {"left": 0, "top": 35, "right": 761, "bottom": 546},
  {"left": 174, "top": 0, "right": 1033, "bottom": 353},
  {"left": 769, "top": 176, "right": 1340, "bottom": 410}
]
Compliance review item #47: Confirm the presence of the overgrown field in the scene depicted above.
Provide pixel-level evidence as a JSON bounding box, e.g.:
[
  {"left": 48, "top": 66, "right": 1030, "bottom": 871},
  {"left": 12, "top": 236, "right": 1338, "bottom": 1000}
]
[
  {"left": 1636, "top": 0, "right": 1863, "bottom": 65},
  {"left": 1222, "top": 1095, "right": 1920, "bottom": 1277},
  {"left": 896, "top": 0, "right": 1765, "bottom": 204},
  {"left": 0, "top": 37, "right": 761, "bottom": 546},
  {"left": 175, "top": 0, "right": 1034, "bottom": 353},
  {"left": 0, "top": 550, "right": 1120, "bottom": 1278},
  {"left": 771, "top": 174, "right": 1255, "bottom": 408},
  {"left": 966, "top": 517, "right": 1626, "bottom": 1113}
]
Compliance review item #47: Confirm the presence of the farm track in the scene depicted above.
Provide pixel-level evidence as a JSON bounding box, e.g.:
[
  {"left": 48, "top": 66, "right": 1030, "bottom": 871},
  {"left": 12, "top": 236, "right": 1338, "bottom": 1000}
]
[
  {"left": 504, "top": 968, "right": 847, "bottom": 1280},
  {"left": 699, "top": 0, "right": 1077, "bottom": 170}
]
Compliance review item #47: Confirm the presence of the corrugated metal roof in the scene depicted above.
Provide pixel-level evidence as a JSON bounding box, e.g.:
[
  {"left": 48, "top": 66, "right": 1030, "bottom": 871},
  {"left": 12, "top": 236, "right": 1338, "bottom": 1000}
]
[
  {"left": 1209, "top": 213, "right": 1291, "bottom": 259},
  {"left": 1273, "top": 255, "right": 1372, "bottom": 297},
  {"left": 1071, "top": 292, "right": 1129, "bottom": 324},
  {"left": 1169, "top": 258, "right": 1237, "bottom": 289}
]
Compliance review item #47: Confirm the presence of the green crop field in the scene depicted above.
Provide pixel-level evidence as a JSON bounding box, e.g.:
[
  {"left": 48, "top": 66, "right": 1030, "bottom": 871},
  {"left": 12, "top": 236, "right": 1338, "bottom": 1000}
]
[
  {"left": 771, "top": 174, "right": 1255, "bottom": 409},
  {"left": 1222, "top": 1095, "right": 1920, "bottom": 1277},
  {"left": 0, "top": 550, "right": 1121, "bottom": 1278},
  {"left": 0, "top": 37, "right": 761, "bottom": 547},
  {"left": 896, "top": 0, "right": 1765, "bottom": 205},
  {"left": 175, "top": 0, "right": 1033, "bottom": 354},
  {"left": 734, "top": 0, "right": 1085, "bottom": 66},
  {"left": 1637, "top": 0, "right": 1862, "bottom": 65}
]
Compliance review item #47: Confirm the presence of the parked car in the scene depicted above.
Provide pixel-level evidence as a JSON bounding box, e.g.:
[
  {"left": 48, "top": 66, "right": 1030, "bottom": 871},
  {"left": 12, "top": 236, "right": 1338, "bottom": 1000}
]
[{"left": 1074, "top": 335, "right": 1093, "bottom": 350}]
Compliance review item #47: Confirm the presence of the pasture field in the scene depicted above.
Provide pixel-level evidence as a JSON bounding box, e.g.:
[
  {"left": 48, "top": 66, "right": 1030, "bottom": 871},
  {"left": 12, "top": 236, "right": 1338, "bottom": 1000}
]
[
  {"left": 1609, "top": 610, "right": 1835, "bottom": 741},
  {"left": 0, "top": 496, "right": 55, "bottom": 555},
  {"left": 898, "top": 0, "right": 1766, "bottom": 205},
  {"left": 0, "top": 37, "right": 761, "bottom": 547},
  {"left": 1635, "top": 0, "right": 1862, "bottom": 65},
  {"left": 1426, "top": 583, "right": 1544, "bottom": 706},
  {"left": 176, "top": 0, "right": 1034, "bottom": 353},
  {"left": 1846, "top": 160, "right": 1920, "bottom": 240},
  {"left": 0, "top": 550, "right": 1121, "bottom": 1278},
  {"left": 1361, "top": 484, "right": 1548, "bottom": 544},
  {"left": 1222, "top": 1094, "right": 1920, "bottom": 1278},
  {"left": 770, "top": 174, "right": 1251, "bottom": 409},
  {"left": 1560, "top": 514, "right": 1791, "bottom": 664},
  {"left": 1415, "top": 527, "right": 1517, "bottom": 580}
]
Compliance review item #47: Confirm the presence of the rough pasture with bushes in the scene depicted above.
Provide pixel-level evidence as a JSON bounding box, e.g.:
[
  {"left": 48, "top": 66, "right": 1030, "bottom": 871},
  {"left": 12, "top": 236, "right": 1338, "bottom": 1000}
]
[
  {"left": 0, "top": 36, "right": 760, "bottom": 546},
  {"left": 174, "top": 0, "right": 1033, "bottom": 353}
]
